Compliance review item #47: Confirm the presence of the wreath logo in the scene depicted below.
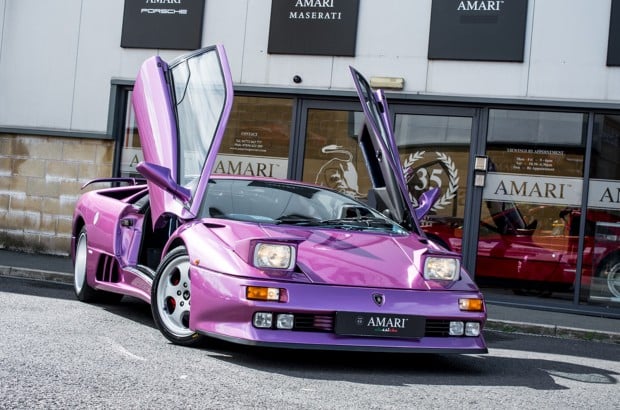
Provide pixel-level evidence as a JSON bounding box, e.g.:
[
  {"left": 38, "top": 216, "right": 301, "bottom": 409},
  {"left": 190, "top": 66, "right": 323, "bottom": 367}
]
[{"left": 403, "top": 151, "right": 459, "bottom": 211}]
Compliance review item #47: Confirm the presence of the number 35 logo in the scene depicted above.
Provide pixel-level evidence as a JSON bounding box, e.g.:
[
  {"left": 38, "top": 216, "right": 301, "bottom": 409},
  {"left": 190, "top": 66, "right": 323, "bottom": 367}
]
[{"left": 403, "top": 151, "right": 460, "bottom": 210}]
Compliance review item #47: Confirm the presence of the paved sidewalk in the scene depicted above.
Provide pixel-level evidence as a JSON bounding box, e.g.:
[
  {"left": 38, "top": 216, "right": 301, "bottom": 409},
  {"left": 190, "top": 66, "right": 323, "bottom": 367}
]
[{"left": 1, "top": 249, "right": 618, "bottom": 344}]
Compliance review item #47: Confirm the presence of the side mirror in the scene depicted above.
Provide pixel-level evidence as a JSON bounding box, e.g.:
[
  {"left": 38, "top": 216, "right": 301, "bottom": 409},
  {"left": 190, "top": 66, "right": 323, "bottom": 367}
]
[
  {"left": 414, "top": 188, "right": 441, "bottom": 220},
  {"left": 136, "top": 162, "right": 191, "bottom": 204}
]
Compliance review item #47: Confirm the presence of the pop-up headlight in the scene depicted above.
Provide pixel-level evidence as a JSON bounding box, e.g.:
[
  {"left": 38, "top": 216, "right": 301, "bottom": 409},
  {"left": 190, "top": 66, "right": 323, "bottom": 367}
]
[
  {"left": 423, "top": 256, "right": 460, "bottom": 281},
  {"left": 253, "top": 242, "right": 296, "bottom": 270}
]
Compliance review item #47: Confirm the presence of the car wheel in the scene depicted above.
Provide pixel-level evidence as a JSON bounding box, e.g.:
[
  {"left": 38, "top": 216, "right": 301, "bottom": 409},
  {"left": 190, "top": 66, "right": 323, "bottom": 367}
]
[
  {"left": 74, "top": 227, "right": 123, "bottom": 303},
  {"left": 151, "top": 246, "right": 204, "bottom": 346},
  {"left": 599, "top": 256, "right": 620, "bottom": 298},
  {"left": 74, "top": 228, "right": 98, "bottom": 302}
]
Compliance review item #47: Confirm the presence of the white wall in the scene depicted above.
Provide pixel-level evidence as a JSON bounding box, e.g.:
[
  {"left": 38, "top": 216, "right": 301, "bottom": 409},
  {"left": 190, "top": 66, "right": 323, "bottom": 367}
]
[{"left": 0, "top": 0, "right": 619, "bottom": 135}]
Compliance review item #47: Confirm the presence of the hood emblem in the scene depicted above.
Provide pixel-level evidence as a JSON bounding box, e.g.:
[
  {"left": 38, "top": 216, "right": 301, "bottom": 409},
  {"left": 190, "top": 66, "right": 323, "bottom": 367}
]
[{"left": 372, "top": 293, "right": 384, "bottom": 306}]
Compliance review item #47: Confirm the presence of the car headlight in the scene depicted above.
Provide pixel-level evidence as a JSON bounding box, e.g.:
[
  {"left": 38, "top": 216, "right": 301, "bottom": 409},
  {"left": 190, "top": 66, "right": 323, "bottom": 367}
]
[
  {"left": 253, "top": 243, "right": 296, "bottom": 270},
  {"left": 423, "top": 256, "right": 460, "bottom": 281}
]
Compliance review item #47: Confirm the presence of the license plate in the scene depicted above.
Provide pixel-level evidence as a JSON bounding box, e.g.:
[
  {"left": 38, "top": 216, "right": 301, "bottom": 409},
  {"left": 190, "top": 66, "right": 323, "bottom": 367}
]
[{"left": 334, "top": 312, "right": 426, "bottom": 339}]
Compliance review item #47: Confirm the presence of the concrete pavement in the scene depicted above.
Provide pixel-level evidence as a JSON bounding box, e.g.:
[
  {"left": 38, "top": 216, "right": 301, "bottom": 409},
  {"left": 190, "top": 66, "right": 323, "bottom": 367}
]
[{"left": 1, "top": 248, "right": 618, "bottom": 344}]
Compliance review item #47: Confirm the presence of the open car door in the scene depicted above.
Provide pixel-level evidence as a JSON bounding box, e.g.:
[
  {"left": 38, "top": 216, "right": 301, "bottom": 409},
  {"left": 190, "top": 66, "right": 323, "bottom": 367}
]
[
  {"left": 132, "top": 45, "right": 234, "bottom": 227},
  {"left": 350, "top": 67, "right": 420, "bottom": 232}
]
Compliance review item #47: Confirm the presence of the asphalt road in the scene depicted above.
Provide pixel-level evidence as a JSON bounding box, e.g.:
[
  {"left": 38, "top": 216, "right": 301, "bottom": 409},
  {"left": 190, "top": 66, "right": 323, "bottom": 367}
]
[{"left": 0, "top": 277, "right": 618, "bottom": 409}]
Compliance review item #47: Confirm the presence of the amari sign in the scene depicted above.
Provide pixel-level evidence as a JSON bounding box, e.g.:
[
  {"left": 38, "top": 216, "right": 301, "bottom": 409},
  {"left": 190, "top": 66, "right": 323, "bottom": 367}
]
[
  {"left": 121, "top": 0, "right": 205, "bottom": 50},
  {"left": 428, "top": 0, "right": 528, "bottom": 61},
  {"left": 268, "top": 0, "right": 360, "bottom": 56}
]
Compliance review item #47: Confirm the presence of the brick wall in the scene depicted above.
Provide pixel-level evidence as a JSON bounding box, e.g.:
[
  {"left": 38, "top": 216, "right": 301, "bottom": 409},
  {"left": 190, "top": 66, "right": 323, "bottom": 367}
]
[{"left": 0, "top": 134, "right": 114, "bottom": 255}]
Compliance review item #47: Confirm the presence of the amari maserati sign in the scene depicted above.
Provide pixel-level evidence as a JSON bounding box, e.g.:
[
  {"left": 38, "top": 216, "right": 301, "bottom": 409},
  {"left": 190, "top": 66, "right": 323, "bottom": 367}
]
[
  {"left": 121, "top": 0, "right": 205, "bottom": 50},
  {"left": 268, "top": 0, "right": 360, "bottom": 56},
  {"left": 428, "top": 0, "right": 528, "bottom": 61}
]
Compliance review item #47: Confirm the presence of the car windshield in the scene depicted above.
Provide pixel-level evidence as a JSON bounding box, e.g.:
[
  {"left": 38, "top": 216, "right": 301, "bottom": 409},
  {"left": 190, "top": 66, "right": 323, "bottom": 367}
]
[{"left": 200, "top": 178, "right": 407, "bottom": 234}]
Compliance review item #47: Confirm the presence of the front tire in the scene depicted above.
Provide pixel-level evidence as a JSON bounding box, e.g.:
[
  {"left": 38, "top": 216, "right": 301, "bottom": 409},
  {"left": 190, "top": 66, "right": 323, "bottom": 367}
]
[{"left": 151, "top": 246, "right": 204, "bottom": 346}]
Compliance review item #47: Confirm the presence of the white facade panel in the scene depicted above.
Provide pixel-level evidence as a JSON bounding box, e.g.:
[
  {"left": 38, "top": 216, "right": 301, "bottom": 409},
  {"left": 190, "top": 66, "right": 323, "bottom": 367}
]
[
  {"left": 341, "top": 0, "right": 431, "bottom": 92},
  {"left": 1, "top": 0, "right": 620, "bottom": 135},
  {"left": 426, "top": 60, "right": 531, "bottom": 97},
  {"left": 71, "top": 0, "right": 125, "bottom": 132},
  {"left": 0, "top": 0, "right": 81, "bottom": 129},
  {"left": 528, "top": 0, "right": 612, "bottom": 100},
  {"left": 202, "top": 0, "right": 248, "bottom": 84}
]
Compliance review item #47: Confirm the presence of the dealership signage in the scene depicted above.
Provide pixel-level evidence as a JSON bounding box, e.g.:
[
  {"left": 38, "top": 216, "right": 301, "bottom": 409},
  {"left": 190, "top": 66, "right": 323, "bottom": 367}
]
[
  {"left": 121, "top": 0, "right": 205, "bottom": 50},
  {"left": 428, "top": 0, "right": 528, "bottom": 61},
  {"left": 608, "top": 0, "right": 620, "bottom": 65},
  {"left": 483, "top": 173, "right": 582, "bottom": 206},
  {"left": 213, "top": 154, "right": 288, "bottom": 179},
  {"left": 588, "top": 179, "right": 620, "bottom": 210},
  {"left": 268, "top": 0, "right": 360, "bottom": 56}
]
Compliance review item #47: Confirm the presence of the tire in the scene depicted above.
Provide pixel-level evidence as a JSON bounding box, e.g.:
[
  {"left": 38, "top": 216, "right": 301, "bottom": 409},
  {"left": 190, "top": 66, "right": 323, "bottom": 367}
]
[
  {"left": 74, "top": 227, "right": 123, "bottom": 303},
  {"left": 598, "top": 256, "right": 620, "bottom": 298},
  {"left": 151, "top": 246, "right": 204, "bottom": 346}
]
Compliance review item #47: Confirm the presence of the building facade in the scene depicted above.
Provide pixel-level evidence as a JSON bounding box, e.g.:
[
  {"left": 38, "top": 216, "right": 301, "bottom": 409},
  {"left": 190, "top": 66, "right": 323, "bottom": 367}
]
[{"left": 1, "top": 0, "right": 619, "bottom": 313}]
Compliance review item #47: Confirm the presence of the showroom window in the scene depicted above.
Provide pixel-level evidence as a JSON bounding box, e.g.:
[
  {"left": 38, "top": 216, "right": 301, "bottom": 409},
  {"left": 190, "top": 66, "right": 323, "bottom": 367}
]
[
  {"left": 582, "top": 114, "right": 620, "bottom": 307},
  {"left": 120, "top": 94, "right": 294, "bottom": 179},
  {"left": 479, "top": 109, "right": 587, "bottom": 299}
]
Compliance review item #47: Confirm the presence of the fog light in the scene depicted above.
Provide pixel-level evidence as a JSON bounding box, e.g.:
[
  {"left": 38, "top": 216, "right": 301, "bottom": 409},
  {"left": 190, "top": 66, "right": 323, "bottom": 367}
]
[
  {"left": 459, "top": 298, "right": 484, "bottom": 311},
  {"left": 253, "top": 312, "right": 273, "bottom": 328},
  {"left": 449, "top": 321, "right": 464, "bottom": 336},
  {"left": 465, "top": 322, "right": 481, "bottom": 336},
  {"left": 247, "top": 286, "right": 280, "bottom": 301},
  {"left": 276, "top": 314, "right": 295, "bottom": 329}
]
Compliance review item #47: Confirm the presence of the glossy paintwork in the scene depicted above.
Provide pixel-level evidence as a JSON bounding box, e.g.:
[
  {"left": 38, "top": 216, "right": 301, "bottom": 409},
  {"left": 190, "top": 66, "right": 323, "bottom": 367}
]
[{"left": 72, "top": 46, "right": 487, "bottom": 353}]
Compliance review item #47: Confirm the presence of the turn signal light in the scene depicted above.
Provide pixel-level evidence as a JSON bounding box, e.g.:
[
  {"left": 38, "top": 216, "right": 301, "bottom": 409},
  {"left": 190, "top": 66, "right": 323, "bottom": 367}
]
[
  {"left": 458, "top": 298, "right": 484, "bottom": 311},
  {"left": 246, "top": 286, "right": 281, "bottom": 301}
]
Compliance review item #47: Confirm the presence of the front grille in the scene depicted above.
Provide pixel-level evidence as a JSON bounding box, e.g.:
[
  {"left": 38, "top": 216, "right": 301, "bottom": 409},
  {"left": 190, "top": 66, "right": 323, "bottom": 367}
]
[
  {"left": 424, "top": 320, "right": 451, "bottom": 337},
  {"left": 291, "top": 314, "right": 453, "bottom": 337},
  {"left": 293, "top": 314, "right": 334, "bottom": 332}
]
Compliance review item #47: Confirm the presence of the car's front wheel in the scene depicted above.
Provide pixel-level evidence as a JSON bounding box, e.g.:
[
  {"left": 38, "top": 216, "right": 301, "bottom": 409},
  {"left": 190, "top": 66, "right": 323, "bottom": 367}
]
[{"left": 151, "top": 246, "right": 204, "bottom": 346}]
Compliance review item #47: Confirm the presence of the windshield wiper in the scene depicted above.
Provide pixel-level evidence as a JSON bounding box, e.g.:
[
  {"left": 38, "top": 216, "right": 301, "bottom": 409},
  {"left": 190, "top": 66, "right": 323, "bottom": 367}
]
[
  {"left": 274, "top": 215, "right": 323, "bottom": 225},
  {"left": 317, "top": 216, "right": 396, "bottom": 229}
]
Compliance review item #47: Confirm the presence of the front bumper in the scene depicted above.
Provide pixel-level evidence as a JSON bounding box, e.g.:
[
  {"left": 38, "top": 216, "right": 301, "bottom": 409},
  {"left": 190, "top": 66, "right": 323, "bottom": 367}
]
[{"left": 189, "top": 265, "right": 488, "bottom": 354}]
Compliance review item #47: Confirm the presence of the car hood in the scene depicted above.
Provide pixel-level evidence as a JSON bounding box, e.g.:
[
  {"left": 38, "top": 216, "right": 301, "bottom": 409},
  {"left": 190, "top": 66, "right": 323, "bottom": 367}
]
[{"left": 206, "top": 220, "right": 475, "bottom": 291}]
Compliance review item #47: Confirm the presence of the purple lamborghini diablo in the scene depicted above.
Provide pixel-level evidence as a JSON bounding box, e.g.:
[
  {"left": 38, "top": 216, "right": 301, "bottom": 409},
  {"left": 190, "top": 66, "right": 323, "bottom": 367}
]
[{"left": 71, "top": 45, "right": 487, "bottom": 353}]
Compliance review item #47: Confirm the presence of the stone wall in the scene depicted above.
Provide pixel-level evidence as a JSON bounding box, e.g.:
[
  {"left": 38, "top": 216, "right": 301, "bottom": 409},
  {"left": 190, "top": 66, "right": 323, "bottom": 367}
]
[{"left": 0, "top": 134, "right": 113, "bottom": 255}]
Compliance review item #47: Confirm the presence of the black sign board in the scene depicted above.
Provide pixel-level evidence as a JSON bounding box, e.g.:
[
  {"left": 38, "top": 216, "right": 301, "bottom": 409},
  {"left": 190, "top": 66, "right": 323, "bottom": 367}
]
[
  {"left": 268, "top": 0, "right": 359, "bottom": 56},
  {"left": 121, "top": 0, "right": 205, "bottom": 50},
  {"left": 608, "top": 0, "right": 620, "bottom": 66},
  {"left": 428, "top": 0, "right": 528, "bottom": 62}
]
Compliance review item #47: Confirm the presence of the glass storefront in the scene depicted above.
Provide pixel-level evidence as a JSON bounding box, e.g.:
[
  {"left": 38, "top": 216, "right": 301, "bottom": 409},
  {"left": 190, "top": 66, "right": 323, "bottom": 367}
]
[
  {"left": 394, "top": 114, "right": 472, "bottom": 252},
  {"left": 302, "top": 109, "right": 369, "bottom": 198},
  {"left": 478, "top": 109, "right": 586, "bottom": 299},
  {"left": 116, "top": 87, "right": 619, "bottom": 313},
  {"left": 120, "top": 95, "right": 293, "bottom": 179},
  {"left": 582, "top": 114, "right": 620, "bottom": 306},
  {"left": 215, "top": 96, "right": 293, "bottom": 179}
]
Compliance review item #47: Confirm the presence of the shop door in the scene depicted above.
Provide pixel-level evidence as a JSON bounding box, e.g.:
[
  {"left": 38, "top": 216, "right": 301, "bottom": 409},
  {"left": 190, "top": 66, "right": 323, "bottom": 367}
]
[
  {"left": 390, "top": 106, "right": 482, "bottom": 272},
  {"left": 478, "top": 109, "right": 587, "bottom": 299},
  {"left": 296, "top": 101, "right": 484, "bottom": 274}
]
